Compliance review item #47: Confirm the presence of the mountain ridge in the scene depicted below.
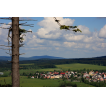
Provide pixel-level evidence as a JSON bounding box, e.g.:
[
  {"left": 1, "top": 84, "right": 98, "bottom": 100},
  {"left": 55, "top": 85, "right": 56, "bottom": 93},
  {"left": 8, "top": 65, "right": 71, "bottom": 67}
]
[
  {"left": 0, "top": 55, "right": 106, "bottom": 61},
  {"left": 0, "top": 55, "right": 65, "bottom": 61}
]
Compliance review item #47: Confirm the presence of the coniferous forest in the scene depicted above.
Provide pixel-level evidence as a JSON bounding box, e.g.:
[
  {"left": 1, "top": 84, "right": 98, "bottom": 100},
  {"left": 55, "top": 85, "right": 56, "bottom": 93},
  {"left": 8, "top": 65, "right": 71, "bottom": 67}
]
[{"left": 0, "top": 56, "right": 106, "bottom": 71}]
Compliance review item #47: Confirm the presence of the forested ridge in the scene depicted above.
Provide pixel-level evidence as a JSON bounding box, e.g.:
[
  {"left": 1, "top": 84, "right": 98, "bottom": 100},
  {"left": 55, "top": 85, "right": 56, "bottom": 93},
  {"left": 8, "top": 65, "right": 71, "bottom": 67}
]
[{"left": 0, "top": 56, "right": 106, "bottom": 71}]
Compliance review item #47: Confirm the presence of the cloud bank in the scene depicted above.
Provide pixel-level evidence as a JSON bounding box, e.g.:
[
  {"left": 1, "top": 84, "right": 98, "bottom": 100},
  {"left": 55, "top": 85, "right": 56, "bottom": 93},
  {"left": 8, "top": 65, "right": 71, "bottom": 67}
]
[{"left": 0, "top": 17, "right": 106, "bottom": 58}]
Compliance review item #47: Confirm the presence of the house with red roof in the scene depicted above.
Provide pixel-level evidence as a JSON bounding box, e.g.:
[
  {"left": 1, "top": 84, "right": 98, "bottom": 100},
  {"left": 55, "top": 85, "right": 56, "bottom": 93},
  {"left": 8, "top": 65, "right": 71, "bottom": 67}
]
[
  {"left": 47, "top": 75, "right": 50, "bottom": 79},
  {"left": 60, "top": 72, "right": 65, "bottom": 75},
  {"left": 65, "top": 71, "right": 68, "bottom": 74},
  {"left": 95, "top": 71, "right": 98, "bottom": 74},
  {"left": 85, "top": 76, "right": 91, "bottom": 81},
  {"left": 54, "top": 72, "right": 59, "bottom": 75},
  {"left": 59, "top": 72, "right": 65, "bottom": 78},
  {"left": 83, "top": 73, "right": 89, "bottom": 78},
  {"left": 31, "top": 76, "right": 34, "bottom": 78},
  {"left": 100, "top": 78, "right": 104, "bottom": 81}
]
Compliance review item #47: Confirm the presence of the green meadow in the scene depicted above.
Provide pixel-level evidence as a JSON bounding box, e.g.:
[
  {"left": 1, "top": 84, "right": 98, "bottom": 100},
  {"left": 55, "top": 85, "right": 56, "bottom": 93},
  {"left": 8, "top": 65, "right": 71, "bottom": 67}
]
[
  {"left": 18, "top": 63, "right": 106, "bottom": 75},
  {"left": 56, "top": 63, "right": 106, "bottom": 70},
  {"left": 0, "top": 76, "right": 94, "bottom": 87},
  {"left": 19, "top": 68, "right": 61, "bottom": 75},
  {"left": 71, "top": 82, "right": 94, "bottom": 87},
  {"left": 1, "top": 63, "right": 106, "bottom": 87},
  {"left": 0, "top": 76, "right": 63, "bottom": 87}
]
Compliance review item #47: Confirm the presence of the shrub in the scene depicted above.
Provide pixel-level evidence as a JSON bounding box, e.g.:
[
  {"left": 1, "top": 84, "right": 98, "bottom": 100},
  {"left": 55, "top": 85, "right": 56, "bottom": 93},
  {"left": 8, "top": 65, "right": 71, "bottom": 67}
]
[
  {"left": 59, "top": 81, "right": 77, "bottom": 87},
  {"left": 0, "top": 74, "right": 8, "bottom": 77},
  {"left": 28, "top": 76, "right": 30, "bottom": 78},
  {"left": 0, "top": 79, "right": 12, "bottom": 87}
]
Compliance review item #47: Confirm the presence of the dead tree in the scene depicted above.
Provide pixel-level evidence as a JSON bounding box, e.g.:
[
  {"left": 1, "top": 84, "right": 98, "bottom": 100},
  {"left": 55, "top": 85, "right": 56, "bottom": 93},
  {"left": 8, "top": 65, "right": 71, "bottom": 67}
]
[
  {"left": 0, "top": 17, "right": 37, "bottom": 87},
  {"left": 0, "top": 17, "right": 81, "bottom": 87}
]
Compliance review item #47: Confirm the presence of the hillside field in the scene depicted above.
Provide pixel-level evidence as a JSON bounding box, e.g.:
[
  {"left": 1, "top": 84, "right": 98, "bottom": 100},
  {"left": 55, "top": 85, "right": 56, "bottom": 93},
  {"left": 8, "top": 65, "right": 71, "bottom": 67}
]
[
  {"left": 2, "top": 63, "right": 106, "bottom": 77},
  {"left": 56, "top": 63, "right": 106, "bottom": 70},
  {"left": 0, "top": 76, "right": 94, "bottom": 87}
]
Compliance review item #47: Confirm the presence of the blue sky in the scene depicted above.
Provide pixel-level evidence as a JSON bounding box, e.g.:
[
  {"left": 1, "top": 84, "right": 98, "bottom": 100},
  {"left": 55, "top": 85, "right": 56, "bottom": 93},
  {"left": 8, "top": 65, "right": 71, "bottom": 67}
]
[{"left": 0, "top": 17, "right": 106, "bottom": 58}]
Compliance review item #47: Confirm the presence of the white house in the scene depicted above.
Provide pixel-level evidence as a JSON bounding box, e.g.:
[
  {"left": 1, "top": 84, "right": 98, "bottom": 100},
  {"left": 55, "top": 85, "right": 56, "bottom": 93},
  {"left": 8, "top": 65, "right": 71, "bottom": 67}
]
[
  {"left": 83, "top": 73, "right": 89, "bottom": 78},
  {"left": 31, "top": 76, "right": 34, "bottom": 78},
  {"left": 36, "top": 73, "right": 39, "bottom": 75},
  {"left": 0, "top": 72, "right": 3, "bottom": 75},
  {"left": 71, "top": 71, "right": 74, "bottom": 74},
  {"left": 59, "top": 74, "right": 62, "bottom": 78},
  {"left": 54, "top": 75, "right": 60, "bottom": 78}
]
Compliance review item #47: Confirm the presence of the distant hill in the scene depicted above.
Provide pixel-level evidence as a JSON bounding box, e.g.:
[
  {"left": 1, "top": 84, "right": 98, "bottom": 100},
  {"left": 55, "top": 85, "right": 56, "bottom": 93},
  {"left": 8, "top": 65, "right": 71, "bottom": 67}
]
[
  {"left": 0, "top": 55, "right": 65, "bottom": 61},
  {"left": 0, "top": 55, "right": 106, "bottom": 61},
  {"left": 93, "top": 56, "right": 106, "bottom": 59}
]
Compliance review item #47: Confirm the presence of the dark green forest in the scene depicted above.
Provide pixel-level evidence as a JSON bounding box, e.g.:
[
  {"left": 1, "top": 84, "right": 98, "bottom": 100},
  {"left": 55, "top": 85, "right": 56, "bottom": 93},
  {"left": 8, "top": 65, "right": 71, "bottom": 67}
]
[{"left": 0, "top": 56, "right": 106, "bottom": 71}]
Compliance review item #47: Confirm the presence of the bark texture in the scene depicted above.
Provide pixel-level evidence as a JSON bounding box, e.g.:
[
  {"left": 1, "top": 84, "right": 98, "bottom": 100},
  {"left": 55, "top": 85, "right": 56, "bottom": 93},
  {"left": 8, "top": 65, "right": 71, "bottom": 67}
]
[{"left": 12, "top": 17, "right": 20, "bottom": 87}]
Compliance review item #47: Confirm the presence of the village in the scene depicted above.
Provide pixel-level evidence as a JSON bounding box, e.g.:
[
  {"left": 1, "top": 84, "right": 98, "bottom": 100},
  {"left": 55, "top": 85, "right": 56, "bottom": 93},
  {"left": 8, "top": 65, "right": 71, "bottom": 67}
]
[
  {"left": 30, "top": 70, "right": 106, "bottom": 82},
  {"left": 1, "top": 70, "right": 106, "bottom": 83}
]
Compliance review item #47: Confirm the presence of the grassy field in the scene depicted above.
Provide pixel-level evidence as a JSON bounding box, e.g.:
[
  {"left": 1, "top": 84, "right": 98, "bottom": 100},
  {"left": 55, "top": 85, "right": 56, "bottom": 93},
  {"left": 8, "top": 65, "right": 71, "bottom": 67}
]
[
  {"left": 56, "top": 63, "right": 106, "bottom": 70},
  {"left": 3, "top": 63, "right": 106, "bottom": 76},
  {"left": 1, "top": 63, "right": 106, "bottom": 87},
  {"left": 0, "top": 76, "right": 95, "bottom": 87},
  {"left": 19, "top": 63, "right": 106, "bottom": 75},
  {"left": 19, "top": 68, "right": 61, "bottom": 75},
  {"left": 20, "top": 63, "right": 34, "bottom": 65},
  {"left": 0, "top": 76, "right": 63, "bottom": 87},
  {"left": 71, "top": 82, "right": 94, "bottom": 87}
]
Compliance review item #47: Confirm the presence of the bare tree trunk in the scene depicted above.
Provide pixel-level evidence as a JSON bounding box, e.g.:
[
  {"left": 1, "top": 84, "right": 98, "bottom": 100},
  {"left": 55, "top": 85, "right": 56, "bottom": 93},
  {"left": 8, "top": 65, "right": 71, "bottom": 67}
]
[{"left": 12, "top": 17, "right": 20, "bottom": 87}]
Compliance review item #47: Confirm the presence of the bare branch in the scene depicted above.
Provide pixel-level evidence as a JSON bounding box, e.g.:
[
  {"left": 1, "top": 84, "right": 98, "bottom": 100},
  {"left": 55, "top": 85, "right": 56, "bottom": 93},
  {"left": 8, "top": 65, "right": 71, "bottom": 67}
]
[
  {"left": 0, "top": 48, "right": 11, "bottom": 50},
  {"left": 0, "top": 45, "right": 12, "bottom": 47},
  {"left": 5, "top": 52, "right": 12, "bottom": 55},
  {"left": 0, "top": 27, "right": 10, "bottom": 29},
  {"left": 7, "top": 60, "right": 12, "bottom": 63},
  {"left": 19, "top": 19, "right": 37, "bottom": 21},
  {"left": 19, "top": 22, "right": 27, "bottom": 25},
  {"left": 26, "top": 30, "right": 32, "bottom": 33},
  {"left": 20, "top": 24, "right": 34, "bottom": 27},
  {"left": 0, "top": 17, "right": 12, "bottom": 20},
  {"left": 19, "top": 22, "right": 34, "bottom": 26},
  {"left": 30, "top": 26, "right": 34, "bottom": 27},
  {"left": 19, "top": 44, "right": 24, "bottom": 47},
  {"left": 53, "top": 17, "right": 61, "bottom": 26},
  {"left": 0, "top": 23, "right": 12, "bottom": 25},
  {"left": 0, "top": 23, "right": 6, "bottom": 24},
  {"left": 19, "top": 53, "right": 25, "bottom": 55}
]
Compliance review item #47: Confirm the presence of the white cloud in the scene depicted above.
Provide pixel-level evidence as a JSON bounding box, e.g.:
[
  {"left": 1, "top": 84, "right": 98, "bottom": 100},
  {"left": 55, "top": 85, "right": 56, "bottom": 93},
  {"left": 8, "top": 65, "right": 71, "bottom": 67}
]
[
  {"left": 99, "top": 25, "right": 106, "bottom": 38},
  {"left": 92, "top": 46, "right": 101, "bottom": 51},
  {"left": 74, "top": 43, "right": 85, "bottom": 48},
  {"left": 63, "top": 41, "right": 106, "bottom": 51},
  {"left": 1, "top": 18, "right": 106, "bottom": 58},
  {"left": 30, "top": 47, "right": 48, "bottom": 50},
  {"left": 55, "top": 47, "right": 59, "bottom": 50},
  {"left": 63, "top": 42, "right": 76, "bottom": 47},
  {"left": 64, "top": 34, "right": 85, "bottom": 41},
  {"left": 83, "top": 36, "right": 93, "bottom": 42},
  {"left": 37, "top": 17, "right": 75, "bottom": 39},
  {"left": 0, "top": 22, "right": 12, "bottom": 43},
  {"left": 78, "top": 25, "right": 91, "bottom": 34},
  {"left": 49, "top": 41, "right": 61, "bottom": 47},
  {"left": 101, "top": 43, "right": 106, "bottom": 48},
  {"left": 85, "top": 44, "right": 91, "bottom": 48},
  {"left": 26, "top": 35, "right": 44, "bottom": 46}
]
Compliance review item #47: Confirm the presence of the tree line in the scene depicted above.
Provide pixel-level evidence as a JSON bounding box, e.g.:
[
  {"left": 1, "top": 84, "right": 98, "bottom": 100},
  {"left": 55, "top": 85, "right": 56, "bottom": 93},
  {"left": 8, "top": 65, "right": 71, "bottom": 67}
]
[
  {"left": 81, "top": 77, "right": 106, "bottom": 87},
  {"left": 18, "top": 56, "right": 106, "bottom": 66},
  {"left": 0, "top": 57, "right": 106, "bottom": 71},
  {"left": 1, "top": 56, "right": 106, "bottom": 72}
]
